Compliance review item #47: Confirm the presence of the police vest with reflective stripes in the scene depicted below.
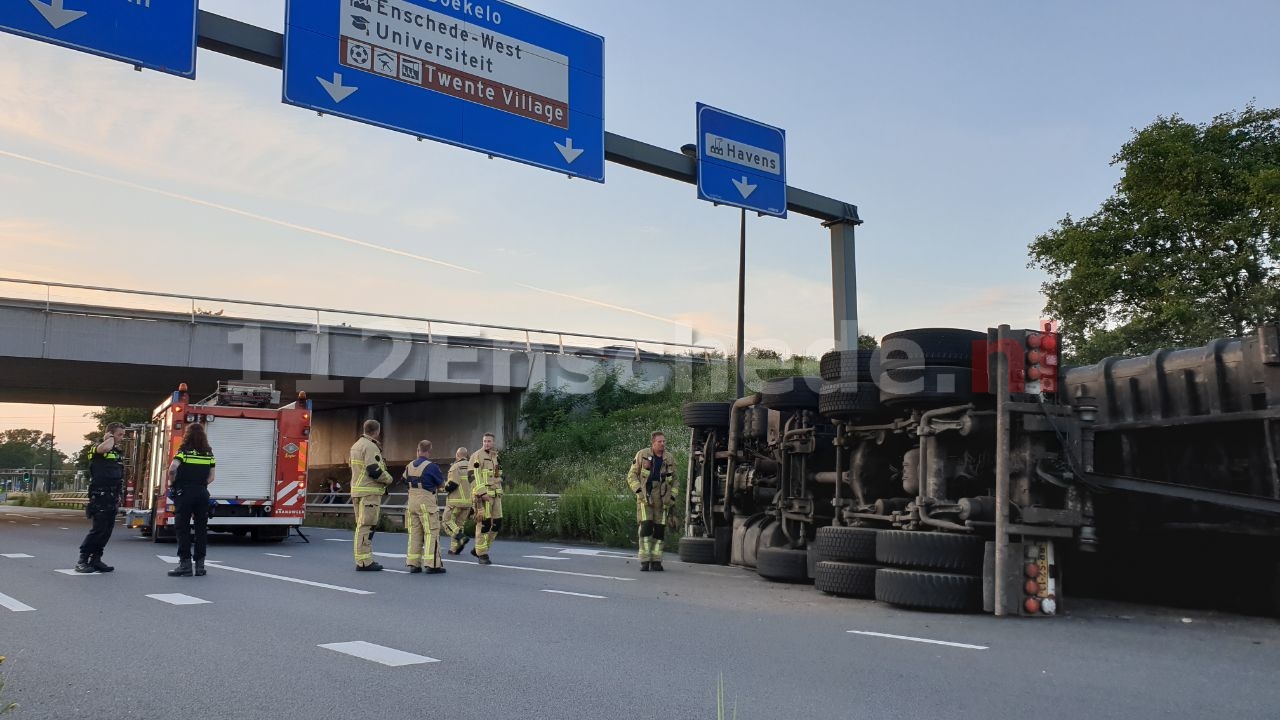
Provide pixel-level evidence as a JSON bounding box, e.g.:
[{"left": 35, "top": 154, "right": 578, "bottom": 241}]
[
  {"left": 88, "top": 447, "right": 124, "bottom": 482},
  {"left": 174, "top": 450, "right": 215, "bottom": 487}
]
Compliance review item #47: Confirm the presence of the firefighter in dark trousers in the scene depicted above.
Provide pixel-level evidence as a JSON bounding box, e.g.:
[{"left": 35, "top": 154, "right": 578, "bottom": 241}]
[
  {"left": 404, "top": 440, "right": 446, "bottom": 574},
  {"left": 166, "top": 423, "right": 216, "bottom": 577},
  {"left": 350, "top": 419, "right": 392, "bottom": 571},
  {"left": 470, "top": 432, "right": 502, "bottom": 565},
  {"left": 444, "top": 447, "right": 472, "bottom": 555},
  {"left": 626, "top": 431, "right": 677, "bottom": 571},
  {"left": 76, "top": 423, "right": 127, "bottom": 573}
]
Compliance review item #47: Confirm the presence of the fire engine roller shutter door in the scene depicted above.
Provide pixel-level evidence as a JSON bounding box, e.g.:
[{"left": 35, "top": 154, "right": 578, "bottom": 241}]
[{"left": 203, "top": 417, "right": 278, "bottom": 500}]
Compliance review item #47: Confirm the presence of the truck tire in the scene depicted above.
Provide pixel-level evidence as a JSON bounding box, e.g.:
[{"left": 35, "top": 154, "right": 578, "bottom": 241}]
[
  {"left": 815, "top": 526, "right": 878, "bottom": 563},
  {"left": 820, "top": 349, "right": 875, "bottom": 382},
  {"left": 818, "top": 381, "right": 882, "bottom": 420},
  {"left": 875, "top": 530, "right": 985, "bottom": 574},
  {"left": 678, "top": 537, "right": 718, "bottom": 564},
  {"left": 878, "top": 367, "right": 975, "bottom": 409},
  {"left": 760, "top": 376, "right": 821, "bottom": 411},
  {"left": 756, "top": 546, "right": 811, "bottom": 583},
  {"left": 880, "top": 328, "right": 986, "bottom": 370},
  {"left": 682, "top": 402, "right": 732, "bottom": 429},
  {"left": 815, "top": 561, "right": 878, "bottom": 598},
  {"left": 874, "top": 568, "right": 983, "bottom": 613}
]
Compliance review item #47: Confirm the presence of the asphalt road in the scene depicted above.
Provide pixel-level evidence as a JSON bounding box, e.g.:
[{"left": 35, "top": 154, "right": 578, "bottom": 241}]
[{"left": 2, "top": 504, "right": 1278, "bottom": 720}]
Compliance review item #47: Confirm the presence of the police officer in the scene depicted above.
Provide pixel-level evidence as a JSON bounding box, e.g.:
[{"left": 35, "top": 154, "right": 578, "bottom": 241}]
[
  {"left": 443, "top": 447, "right": 472, "bottom": 555},
  {"left": 165, "top": 423, "right": 216, "bottom": 577},
  {"left": 75, "top": 423, "right": 126, "bottom": 573},
  {"left": 469, "top": 432, "right": 502, "bottom": 566},
  {"left": 626, "top": 431, "right": 677, "bottom": 571},
  {"left": 349, "top": 419, "right": 392, "bottom": 571},
  {"left": 404, "top": 440, "right": 446, "bottom": 574}
]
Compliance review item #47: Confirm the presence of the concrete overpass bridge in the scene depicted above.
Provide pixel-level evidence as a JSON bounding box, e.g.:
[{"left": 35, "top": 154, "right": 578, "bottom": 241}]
[{"left": 0, "top": 278, "right": 707, "bottom": 472}]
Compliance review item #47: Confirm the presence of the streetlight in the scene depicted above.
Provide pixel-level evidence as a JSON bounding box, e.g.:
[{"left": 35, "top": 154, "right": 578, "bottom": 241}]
[{"left": 682, "top": 143, "right": 747, "bottom": 399}]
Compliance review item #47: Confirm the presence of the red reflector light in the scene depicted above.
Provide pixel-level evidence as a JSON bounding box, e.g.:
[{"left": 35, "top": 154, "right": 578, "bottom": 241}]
[
  {"left": 1041, "top": 376, "right": 1058, "bottom": 393},
  {"left": 1042, "top": 334, "right": 1058, "bottom": 352},
  {"left": 1026, "top": 333, "right": 1043, "bottom": 349},
  {"left": 1027, "top": 350, "right": 1044, "bottom": 365},
  {"left": 1027, "top": 366, "right": 1042, "bottom": 381}
]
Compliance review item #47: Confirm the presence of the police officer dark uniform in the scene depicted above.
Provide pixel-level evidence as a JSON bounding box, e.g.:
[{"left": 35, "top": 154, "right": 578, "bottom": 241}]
[
  {"left": 166, "top": 423, "right": 216, "bottom": 577},
  {"left": 76, "top": 422, "right": 127, "bottom": 573}
]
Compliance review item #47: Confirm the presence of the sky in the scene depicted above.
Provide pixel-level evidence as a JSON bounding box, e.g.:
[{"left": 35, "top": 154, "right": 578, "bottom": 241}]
[{"left": 1, "top": 0, "right": 1278, "bottom": 451}]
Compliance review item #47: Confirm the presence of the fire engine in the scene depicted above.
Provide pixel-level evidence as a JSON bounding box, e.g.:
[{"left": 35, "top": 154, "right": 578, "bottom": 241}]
[{"left": 124, "top": 381, "right": 312, "bottom": 542}]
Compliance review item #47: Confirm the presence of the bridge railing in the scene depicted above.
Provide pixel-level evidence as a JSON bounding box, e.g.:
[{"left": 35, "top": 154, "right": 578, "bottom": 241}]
[{"left": 0, "top": 277, "right": 714, "bottom": 360}]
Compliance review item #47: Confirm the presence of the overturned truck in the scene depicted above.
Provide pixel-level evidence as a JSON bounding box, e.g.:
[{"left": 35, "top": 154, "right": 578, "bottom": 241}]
[{"left": 680, "top": 324, "right": 1280, "bottom": 616}]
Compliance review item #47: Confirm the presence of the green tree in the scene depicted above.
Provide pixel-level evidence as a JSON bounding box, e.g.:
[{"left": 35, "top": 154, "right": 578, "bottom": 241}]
[
  {"left": 858, "top": 334, "right": 878, "bottom": 349},
  {"left": 76, "top": 407, "right": 151, "bottom": 470},
  {"left": 1029, "top": 105, "right": 1280, "bottom": 363},
  {"left": 0, "top": 429, "right": 64, "bottom": 471}
]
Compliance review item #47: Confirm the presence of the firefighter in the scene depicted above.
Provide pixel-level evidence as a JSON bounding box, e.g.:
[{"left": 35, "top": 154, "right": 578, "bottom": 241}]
[
  {"left": 443, "top": 446, "right": 473, "bottom": 555},
  {"left": 349, "top": 419, "right": 392, "bottom": 571},
  {"left": 404, "top": 440, "right": 446, "bottom": 574},
  {"left": 165, "top": 423, "right": 216, "bottom": 577},
  {"left": 75, "top": 423, "right": 127, "bottom": 573},
  {"left": 626, "top": 431, "right": 677, "bottom": 571},
  {"left": 469, "top": 432, "right": 502, "bottom": 565}
]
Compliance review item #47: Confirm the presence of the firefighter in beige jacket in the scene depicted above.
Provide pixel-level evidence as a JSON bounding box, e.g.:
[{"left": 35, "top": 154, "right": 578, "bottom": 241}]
[
  {"left": 626, "top": 431, "right": 677, "bottom": 571},
  {"left": 349, "top": 419, "right": 392, "bottom": 571},
  {"left": 470, "top": 432, "right": 502, "bottom": 565},
  {"left": 443, "top": 447, "right": 474, "bottom": 555}
]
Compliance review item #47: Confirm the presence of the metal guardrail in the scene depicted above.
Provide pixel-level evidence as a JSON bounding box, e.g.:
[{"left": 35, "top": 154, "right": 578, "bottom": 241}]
[
  {"left": 0, "top": 277, "right": 711, "bottom": 360},
  {"left": 4, "top": 491, "right": 87, "bottom": 507}
]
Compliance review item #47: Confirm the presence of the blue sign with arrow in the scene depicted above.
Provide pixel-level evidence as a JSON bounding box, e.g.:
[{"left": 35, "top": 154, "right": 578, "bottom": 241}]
[
  {"left": 696, "top": 103, "right": 787, "bottom": 218},
  {"left": 0, "top": 0, "right": 198, "bottom": 79},
  {"left": 283, "top": 0, "right": 605, "bottom": 182}
]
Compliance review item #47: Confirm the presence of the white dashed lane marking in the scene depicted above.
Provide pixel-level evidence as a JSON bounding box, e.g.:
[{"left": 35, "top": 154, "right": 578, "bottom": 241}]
[
  {"left": 2, "top": 554, "right": 34, "bottom": 559},
  {"left": 848, "top": 630, "right": 988, "bottom": 651},
  {"left": 147, "top": 593, "right": 211, "bottom": 606},
  {"left": 541, "top": 589, "right": 606, "bottom": 599},
  {"left": 0, "top": 591, "right": 36, "bottom": 612},
  {"left": 319, "top": 641, "right": 439, "bottom": 667}
]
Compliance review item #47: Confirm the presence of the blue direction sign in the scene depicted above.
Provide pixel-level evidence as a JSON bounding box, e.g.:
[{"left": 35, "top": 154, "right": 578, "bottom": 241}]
[
  {"left": 0, "top": 0, "right": 197, "bottom": 79},
  {"left": 284, "top": 0, "right": 605, "bottom": 183},
  {"left": 696, "top": 103, "right": 787, "bottom": 218}
]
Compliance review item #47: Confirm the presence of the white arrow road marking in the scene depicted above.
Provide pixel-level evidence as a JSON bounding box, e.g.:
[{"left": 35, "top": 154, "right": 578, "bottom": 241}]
[
  {"left": 146, "top": 593, "right": 210, "bottom": 606},
  {"left": 373, "top": 552, "right": 632, "bottom": 581},
  {"left": 731, "top": 176, "right": 758, "bottom": 199},
  {"left": 317, "top": 72, "right": 358, "bottom": 103},
  {"left": 541, "top": 589, "right": 606, "bottom": 599},
  {"left": 555, "top": 138, "right": 584, "bottom": 164},
  {"left": 27, "top": 0, "right": 86, "bottom": 29},
  {"left": 848, "top": 630, "right": 988, "bottom": 650},
  {"left": 319, "top": 641, "right": 439, "bottom": 667},
  {"left": 0, "top": 591, "right": 36, "bottom": 612},
  {"left": 156, "top": 555, "right": 373, "bottom": 595}
]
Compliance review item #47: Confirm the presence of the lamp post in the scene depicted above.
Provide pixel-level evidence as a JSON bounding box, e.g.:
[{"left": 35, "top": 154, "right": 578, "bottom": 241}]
[
  {"left": 683, "top": 143, "right": 747, "bottom": 399},
  {"left": 46, "top": 405, "right": 56, "bottom": 493}
]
